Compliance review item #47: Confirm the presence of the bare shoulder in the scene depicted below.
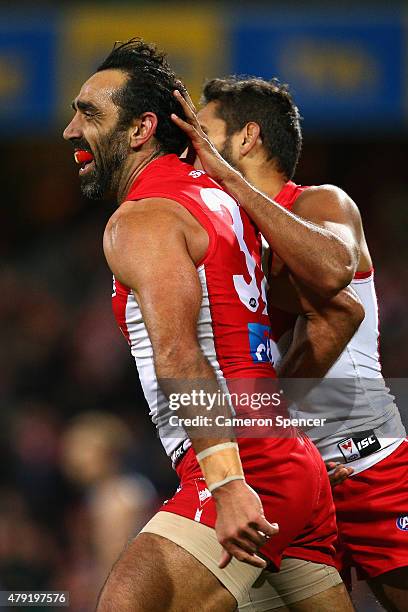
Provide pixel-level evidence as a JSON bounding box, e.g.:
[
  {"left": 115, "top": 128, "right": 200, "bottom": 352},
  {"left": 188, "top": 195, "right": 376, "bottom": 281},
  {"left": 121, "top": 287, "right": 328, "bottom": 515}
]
[
  {"left": 105, "top": 197, "right": 185, "bottom": 231},
  {"left": 293, "top": 184, "right": 361, "bottom": 225},
  {"left": 103, "top": 198, "right": 190, "bottom": 285},
  {"left": 104, "top": 198, "right": 186, "bottom": 253}
]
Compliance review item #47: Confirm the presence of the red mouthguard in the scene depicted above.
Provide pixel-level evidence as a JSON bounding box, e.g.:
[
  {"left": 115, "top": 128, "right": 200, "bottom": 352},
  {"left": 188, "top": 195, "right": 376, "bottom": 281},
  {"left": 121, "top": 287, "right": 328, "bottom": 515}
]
[{"left": 74, "top": 150, "right": 94, "bottom": 164}]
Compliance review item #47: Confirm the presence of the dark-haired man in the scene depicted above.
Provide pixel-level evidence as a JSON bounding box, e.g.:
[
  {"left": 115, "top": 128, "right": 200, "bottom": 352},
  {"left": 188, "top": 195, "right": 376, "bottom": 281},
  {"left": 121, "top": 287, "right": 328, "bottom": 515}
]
[
  {"left": 63, "top": 41, "right": 358, "bottom": 611},
  {"left": 171, "top": 77, "right": 408, "bottom": 611}
]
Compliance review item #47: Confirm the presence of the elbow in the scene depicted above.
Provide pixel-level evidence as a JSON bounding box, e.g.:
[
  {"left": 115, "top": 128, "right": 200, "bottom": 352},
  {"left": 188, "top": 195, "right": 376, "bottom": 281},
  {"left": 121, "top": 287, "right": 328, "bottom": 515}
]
[
  {"left": 314, "top": 274, "right": 351, "bottom": 300},
  {"left": 315, "top": 262, "right": 355, "bottom": 300},
  {"left": 337, "top": 287, "right": 365, "bottom": 334},
  {"left": 316, "top": 245, "right": 358, "bottom": 300}
]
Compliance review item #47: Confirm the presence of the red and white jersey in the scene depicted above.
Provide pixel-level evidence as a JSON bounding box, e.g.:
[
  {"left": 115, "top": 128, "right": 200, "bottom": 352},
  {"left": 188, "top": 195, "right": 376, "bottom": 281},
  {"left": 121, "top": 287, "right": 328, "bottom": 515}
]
[
  {"left": 268, "top": 181, "right": 406, "bottom": 474},
  {"left": 112, "top": 155, "right": 275, "bottom": 457}
]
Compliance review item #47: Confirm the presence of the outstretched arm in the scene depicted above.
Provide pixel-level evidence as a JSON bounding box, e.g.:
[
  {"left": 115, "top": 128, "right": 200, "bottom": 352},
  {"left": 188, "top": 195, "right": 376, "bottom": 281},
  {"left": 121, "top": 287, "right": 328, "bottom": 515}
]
[
  {"left": 104, "top": 198, "right": 278, "bottom": 568},
  {"left": 171, "top": 90, "right": 360, "bottom": 298}
]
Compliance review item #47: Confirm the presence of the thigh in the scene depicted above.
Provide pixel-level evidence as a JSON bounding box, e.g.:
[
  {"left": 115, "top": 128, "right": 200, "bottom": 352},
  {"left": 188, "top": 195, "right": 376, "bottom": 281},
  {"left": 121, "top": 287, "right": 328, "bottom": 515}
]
[
  {"left": 240, "top": 558, "right": 352, "bottom": 612},
  {"left": 273, "top": 584, "right": 354, "bottom": 612},
  {"left": 96, "top": 531, "right": 237, "bottom": 612},
  {"left": 368, "top": 566, "right": 408, "bottom": 612}
]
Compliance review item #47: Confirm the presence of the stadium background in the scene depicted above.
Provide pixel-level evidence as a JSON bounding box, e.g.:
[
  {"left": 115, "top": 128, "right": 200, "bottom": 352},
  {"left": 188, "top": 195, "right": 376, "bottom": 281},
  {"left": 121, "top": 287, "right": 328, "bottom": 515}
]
[{"left": 1, "top": 2, "right": 407, "bottom": 610}]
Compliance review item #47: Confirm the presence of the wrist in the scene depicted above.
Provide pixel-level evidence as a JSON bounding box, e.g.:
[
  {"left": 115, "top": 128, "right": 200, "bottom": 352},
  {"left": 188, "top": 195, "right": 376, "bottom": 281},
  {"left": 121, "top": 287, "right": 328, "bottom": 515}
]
[
  {"left": 211, "top": 477, "right": 247, "bottom": 503},
  {"left": 197, "top": 442, "right": 244, "bottom": 494},
  {"left": 216, "top": 164, "right": 243, "bottom": 191}
]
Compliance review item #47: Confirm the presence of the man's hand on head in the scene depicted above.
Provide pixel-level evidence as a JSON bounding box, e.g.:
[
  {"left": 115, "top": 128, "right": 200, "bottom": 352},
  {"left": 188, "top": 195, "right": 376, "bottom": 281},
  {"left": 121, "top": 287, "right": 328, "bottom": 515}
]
[{"left": 171, "top": 89, "right": 238, "bottom": 185}]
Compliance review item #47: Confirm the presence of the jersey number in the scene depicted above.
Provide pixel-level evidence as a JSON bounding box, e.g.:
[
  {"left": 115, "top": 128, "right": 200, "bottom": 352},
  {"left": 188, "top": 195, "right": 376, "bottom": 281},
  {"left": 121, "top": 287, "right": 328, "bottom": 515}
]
[{"left": 200, "top": 188, "right": 267, "bottom": 314}]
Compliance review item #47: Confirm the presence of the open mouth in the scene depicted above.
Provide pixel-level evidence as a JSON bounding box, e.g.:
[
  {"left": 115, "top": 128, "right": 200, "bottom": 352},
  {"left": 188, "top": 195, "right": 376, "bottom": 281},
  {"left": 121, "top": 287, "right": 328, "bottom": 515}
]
[{"left": 74, "top": 149, "right": 95, "bottom": 176}]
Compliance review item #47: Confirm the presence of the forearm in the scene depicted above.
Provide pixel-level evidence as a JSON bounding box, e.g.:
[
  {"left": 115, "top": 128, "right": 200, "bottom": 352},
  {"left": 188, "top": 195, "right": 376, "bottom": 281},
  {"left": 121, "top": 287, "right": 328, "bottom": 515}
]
[
  {"left": 156, "top": 348, "right": 244, "bottom": 489},
  {"left": 277, "top": 289, "right": 364, "bottom": 380},
  {"left": 277, "top": 315, "right": 347, "bottom": 380},
  {"left": 219, "top": 170, "right": 353, "bottom": 296}
]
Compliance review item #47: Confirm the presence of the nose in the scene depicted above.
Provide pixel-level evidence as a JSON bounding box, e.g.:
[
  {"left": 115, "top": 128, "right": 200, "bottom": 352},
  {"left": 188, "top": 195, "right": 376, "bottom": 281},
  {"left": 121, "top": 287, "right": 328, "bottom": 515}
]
[{"left": 63, "top": 115, "right": 81, "bottom": 141}]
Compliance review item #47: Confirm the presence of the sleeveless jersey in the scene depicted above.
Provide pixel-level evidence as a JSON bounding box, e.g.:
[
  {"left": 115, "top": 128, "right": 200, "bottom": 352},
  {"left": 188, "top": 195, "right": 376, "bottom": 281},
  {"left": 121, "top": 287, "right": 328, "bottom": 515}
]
[
  {"left": 269, "top": 181, "right": 406, "bottom": 474},
  {"left": 112, "top": 154, "right": 276, "bottom": 458}
]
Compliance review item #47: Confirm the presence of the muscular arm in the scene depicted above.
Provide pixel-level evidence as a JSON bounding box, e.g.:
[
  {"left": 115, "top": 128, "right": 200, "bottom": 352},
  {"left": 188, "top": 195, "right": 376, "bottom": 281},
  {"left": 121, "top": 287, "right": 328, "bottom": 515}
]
[
  {"left": 171, "top": 92, "right": 360, "bottom": 298},
  {"left": 270, "top": 273, "right": 363, "bottom": 485},
  {"left": 268, "top": 270, "right": 365, "bottom": 380},
  {"left": 104, "top": 199, "right": 231, "bottom": 452},
  {"left": 104, "top": 197, "right": 277, "bottom": 567},
  {"left": 222, "top": 177, "right": 361, "bottom": 298}
]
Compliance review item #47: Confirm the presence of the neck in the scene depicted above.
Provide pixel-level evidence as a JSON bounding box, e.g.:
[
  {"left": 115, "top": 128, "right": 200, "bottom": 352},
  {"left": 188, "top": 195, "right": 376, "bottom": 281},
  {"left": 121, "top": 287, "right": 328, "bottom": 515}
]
[
  {"left": 117, "top": 146, "right": 163, "bottom": 204},
  {"left": 240, "top": 160, "right": 287, "bottom": 200}
]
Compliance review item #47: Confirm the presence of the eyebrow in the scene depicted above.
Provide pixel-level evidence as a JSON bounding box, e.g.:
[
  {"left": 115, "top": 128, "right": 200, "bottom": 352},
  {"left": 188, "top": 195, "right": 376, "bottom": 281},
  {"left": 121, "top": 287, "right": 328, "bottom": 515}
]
[{"left": 71, "top": 99, "right": 98, "bottom": 113}]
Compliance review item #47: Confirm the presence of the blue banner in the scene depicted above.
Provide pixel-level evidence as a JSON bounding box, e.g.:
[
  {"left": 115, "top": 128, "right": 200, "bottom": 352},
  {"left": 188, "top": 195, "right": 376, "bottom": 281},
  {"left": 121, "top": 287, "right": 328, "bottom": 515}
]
[
  {"left": 230, "top": 10, "right": 405, "bottom": 130},
  {"left": 0, "top": 14, "right": 58, "bottom": 133}
]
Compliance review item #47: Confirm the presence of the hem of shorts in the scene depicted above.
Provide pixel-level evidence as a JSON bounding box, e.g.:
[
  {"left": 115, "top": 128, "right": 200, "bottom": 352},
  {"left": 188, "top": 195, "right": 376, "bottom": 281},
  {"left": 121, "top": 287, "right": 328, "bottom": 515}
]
[
  {"left": 282, "top": 549, "right": 336, "bottom": 569},
  {"left": 159, "top": 509, "right": 336, "bottom": 572},
  {"left": 160, "top": 508, "right": 283, "bottom": 568},
  {"left": 356, "top": 559, "right": 408, "bottom": 580}
]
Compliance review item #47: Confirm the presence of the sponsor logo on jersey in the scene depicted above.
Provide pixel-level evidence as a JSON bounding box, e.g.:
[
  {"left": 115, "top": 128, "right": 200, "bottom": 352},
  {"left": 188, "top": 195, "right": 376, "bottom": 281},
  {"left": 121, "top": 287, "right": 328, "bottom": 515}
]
[
  {"left": 248, "top": 323, "right": 272, "bottom": 363},
  {"left": 194, "top": 477, "right": 212, "bottom": 509},
  {"left": 194, "top": 508, "right": 203, "bottom": 522},
  {"left": 189, "top": 169, "right": 205, "bottom": 179},
  {"left": 396, "top": 515, "right": 408, "bottom": 531},
  {"left": 338, "top": 438, "right": 360, "bottom": 462},
  {"left": 171, "top": 441, "right": 190, "bottom": 466},
  {"left": 338, "top": 430, "right": 381, "bottom": 462}
]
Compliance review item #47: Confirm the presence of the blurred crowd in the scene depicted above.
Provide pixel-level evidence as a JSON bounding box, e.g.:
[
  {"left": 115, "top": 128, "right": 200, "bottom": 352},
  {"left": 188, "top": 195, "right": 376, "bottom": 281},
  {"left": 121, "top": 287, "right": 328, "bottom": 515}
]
[{"left": 0, "top": 131, "right": 407, "bottom": 609}]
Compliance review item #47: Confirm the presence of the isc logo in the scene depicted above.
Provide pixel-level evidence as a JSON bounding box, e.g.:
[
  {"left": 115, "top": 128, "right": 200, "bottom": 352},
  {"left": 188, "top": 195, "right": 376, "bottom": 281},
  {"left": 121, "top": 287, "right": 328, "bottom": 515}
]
[
  {"left": 396, "top": 515, "right": 408, "bottom": 531},
  {"left": 356, "top": 436, "right": 377, "bottom": 450},
  {"left": 338, "top": 431, "right": 381, "bottom": 462}
]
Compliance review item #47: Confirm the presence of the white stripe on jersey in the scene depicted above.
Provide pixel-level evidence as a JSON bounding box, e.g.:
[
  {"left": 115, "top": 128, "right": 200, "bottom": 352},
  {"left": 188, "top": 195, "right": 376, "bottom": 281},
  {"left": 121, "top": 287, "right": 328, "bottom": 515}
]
[
  {"left": 273, "top": 271, "right": 406, "bottom": 473},
  {"left": 125, "top": 265, "right": 226, "bottom": 457}
]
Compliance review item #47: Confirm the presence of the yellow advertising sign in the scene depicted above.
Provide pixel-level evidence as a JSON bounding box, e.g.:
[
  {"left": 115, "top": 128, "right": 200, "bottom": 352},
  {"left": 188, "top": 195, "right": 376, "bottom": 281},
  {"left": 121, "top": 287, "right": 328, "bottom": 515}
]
[{"left": 60, "top": 5, "right": 224, "bottom": 118}]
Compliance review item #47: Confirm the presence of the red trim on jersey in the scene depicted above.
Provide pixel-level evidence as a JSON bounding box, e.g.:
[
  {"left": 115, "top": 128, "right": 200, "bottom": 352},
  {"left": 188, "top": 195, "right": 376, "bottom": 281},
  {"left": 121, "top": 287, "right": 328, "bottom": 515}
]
[
  {"left": 274, "top": 180, "right": 311, "bottom": 210},
  {"left": 112, "top": 278, "right": 131, "bottom": 344},
  {"left": 353, "top": 268, "right": 374, "bottom": 279}
]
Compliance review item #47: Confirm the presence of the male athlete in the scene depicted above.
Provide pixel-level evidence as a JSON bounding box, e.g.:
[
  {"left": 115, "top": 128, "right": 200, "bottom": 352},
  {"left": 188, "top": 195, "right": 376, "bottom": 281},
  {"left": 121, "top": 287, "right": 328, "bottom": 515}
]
[
  {"left": 171, "top": 76, "right": 408, "bottom": 611},
  {"left": 63, "top": 40, "right": 359, "bottom": 611}
]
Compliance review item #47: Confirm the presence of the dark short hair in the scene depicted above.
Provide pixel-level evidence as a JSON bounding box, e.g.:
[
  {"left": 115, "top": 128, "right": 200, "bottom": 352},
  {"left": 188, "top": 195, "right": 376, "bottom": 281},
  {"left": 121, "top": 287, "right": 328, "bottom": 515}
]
[
  {"left": 202, "top": 76, "right": 302, "bottom": 180},
  {"left": 97, "top": 38, "right": 188, "bottom": 155}
]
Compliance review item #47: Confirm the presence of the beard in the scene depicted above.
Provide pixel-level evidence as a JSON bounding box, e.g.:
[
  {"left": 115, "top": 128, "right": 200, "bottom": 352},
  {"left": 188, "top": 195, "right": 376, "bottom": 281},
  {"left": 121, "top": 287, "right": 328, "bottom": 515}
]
[
  {"left": 219, "top": 135, "right": 236, "bottom": 169},
  {"left": 80, "top": 125, "right": 129, "bottom": 200}
]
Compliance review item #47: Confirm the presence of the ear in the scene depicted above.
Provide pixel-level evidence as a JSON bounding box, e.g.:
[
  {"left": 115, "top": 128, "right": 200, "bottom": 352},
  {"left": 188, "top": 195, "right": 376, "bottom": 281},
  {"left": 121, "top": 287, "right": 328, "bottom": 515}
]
[
  {"left": 129, "top": 112, "right": 158, "bottom": 149},
  {"left": 239, "top": 122, "right": 261, "bottom": 156}
]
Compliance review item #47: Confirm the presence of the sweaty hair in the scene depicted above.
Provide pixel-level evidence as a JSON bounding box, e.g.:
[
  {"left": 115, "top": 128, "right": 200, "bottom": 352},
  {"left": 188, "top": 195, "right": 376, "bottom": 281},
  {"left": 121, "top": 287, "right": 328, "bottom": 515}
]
[
  {"left": 97, "top": 38, "right": 188, "bottom": 155},
  {"left": 202, "top": 76, "right": 302, "bottom": 180}
]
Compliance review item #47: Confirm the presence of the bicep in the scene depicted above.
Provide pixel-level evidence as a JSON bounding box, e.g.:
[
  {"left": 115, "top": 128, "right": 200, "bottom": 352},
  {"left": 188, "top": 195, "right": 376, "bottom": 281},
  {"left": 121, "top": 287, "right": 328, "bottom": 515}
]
[
  {"left": 134, "top": 246, "right": 202, "bottom": 355},
  {"left": 293, "top": 185, "right": 361, "bottom": 254},
  {"left": 104, "top": 203, "right": 203, "bottom": 354}
]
